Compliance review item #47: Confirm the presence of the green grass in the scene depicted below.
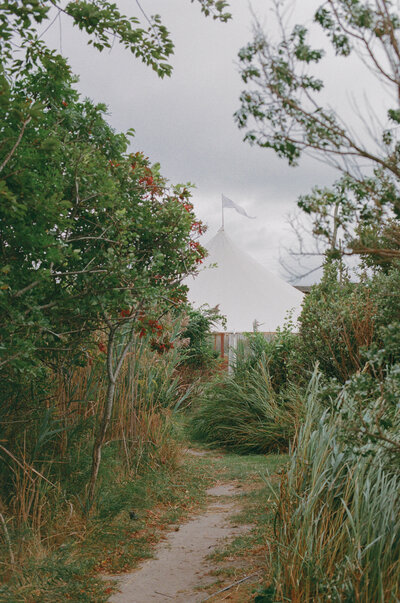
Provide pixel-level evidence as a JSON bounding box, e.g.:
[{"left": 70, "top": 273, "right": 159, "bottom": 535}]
[
  {"left": 201, "top": 451, "right": 286, "bottom": 482},
  {"left": 206, "top": 467, "right": 284, "bottom": 563}
]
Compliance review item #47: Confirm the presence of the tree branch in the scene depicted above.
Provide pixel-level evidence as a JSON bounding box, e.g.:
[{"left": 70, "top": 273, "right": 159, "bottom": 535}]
[{"left": 0, "top": 117, "right": 32, "bottom": 173}]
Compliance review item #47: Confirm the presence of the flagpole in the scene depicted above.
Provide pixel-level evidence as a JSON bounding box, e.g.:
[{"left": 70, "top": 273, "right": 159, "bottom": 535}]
[{"left": 221, "top": 195, "right": 224, "bottom": 230}]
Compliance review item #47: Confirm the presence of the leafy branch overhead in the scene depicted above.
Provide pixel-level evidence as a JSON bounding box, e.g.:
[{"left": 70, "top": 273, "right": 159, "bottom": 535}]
[
  {"left": 194, "top": 0, "right": 231, "bottom": 22},
  {"left": 1, "top": 61, "right": 207, "bottom": 373},
  {"left": 0, "top": 0, "right": 233, "bottom": 377},
  {"left": 236, "top": 0, "right": 400, "bottom": 174},
  {"left": 0, "top": 0, "right": 231, "bottom": 78},
  {"left": 235, "top": 0, "right": 400, "bottom": 264}
]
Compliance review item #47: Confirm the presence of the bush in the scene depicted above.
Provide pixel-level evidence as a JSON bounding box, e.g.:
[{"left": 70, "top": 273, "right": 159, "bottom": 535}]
[
  {"left": 234, "top": 326, "right": 297, "bottom": 392},
  {"left": 293, "top": 262, "right": 376, "bottom": 382},
  {"left": 179, "top": 305, "right": 223, "bottom": 369},
  {"left": 335, "top": 339, "right": 400, "bottom": 472},
  {"left": 294, "top": 262, "right": 400, "bottom": 384},
  {"left": 189, "top": 355, "right": 303, "bottom": 454}
]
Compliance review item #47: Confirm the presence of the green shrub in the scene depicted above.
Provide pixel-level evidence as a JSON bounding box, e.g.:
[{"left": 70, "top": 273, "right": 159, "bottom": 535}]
[
  {"left": 369, "top": 265, "right": 400, "bottom": 330},
  {"left": 294, "top": 262, "right": 376, "bottom": 382},
  {"left": 294, "top": 262, "right": 400, "bottom": 384},
  {"left": 179, "top": 305, "right": 222, "bottom": 369},
  {"left": 189, "top": 356, "right": 303, "bottom": 454},
  {"left": 336, "top": 344, "right": 400, "bottom": 472}
]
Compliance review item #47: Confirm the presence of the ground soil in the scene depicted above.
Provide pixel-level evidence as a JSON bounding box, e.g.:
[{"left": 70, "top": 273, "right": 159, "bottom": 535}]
[{"left": 108, "top": 451, "right": 257, "bottom": 602}]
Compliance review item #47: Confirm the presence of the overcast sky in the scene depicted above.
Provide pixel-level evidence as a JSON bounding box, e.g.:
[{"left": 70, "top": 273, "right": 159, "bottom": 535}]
[{"left": 43, "top": 0, "right": 388, "bottom": 283}]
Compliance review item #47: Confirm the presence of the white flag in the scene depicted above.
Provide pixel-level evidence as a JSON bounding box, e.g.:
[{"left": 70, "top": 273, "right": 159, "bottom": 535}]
[{"left": 222, "top": 194, "right": 256, "bottom": 219}]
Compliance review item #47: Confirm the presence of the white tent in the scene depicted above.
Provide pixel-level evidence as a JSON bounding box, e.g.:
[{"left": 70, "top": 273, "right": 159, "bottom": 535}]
[{"left": 185, "top": 228, "right": 304, "bottom": 333}]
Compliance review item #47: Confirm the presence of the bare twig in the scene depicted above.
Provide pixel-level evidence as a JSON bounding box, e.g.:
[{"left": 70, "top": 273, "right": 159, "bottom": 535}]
[
  {"left": 12, "top": 280, "right": 40, "bottom": 298},
  {"left": 0, "top": 351, "right": 24, "bottom": 369},
  {"left": 0, "top": 445, "right": 57, "bottom": 488},
  {"left": 0, "top": 117, "right": 32, "bottom": 173},
  {"left": 201, "top": 573, "right": 259, "bottom": 601},
  {"left": 50, "top": 269, "right": 107, "bottom": 277},
  {"left": 0, "top": 513, "right": 14, "bottom": 565}
]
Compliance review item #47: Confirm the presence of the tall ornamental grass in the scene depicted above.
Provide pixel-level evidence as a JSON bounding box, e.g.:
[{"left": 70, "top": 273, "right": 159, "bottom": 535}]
[
  {"left": 190, "top": 356, "right": 303, "bottom": 453},
  {"left": 0, "top": 330, "right": 187, "bottom": 573},
  {"left": 109, "top": 328, "right": 193, "bottom": 471},
  {"left": 269, "top": 372, "right": 400, "bottom": 602}
]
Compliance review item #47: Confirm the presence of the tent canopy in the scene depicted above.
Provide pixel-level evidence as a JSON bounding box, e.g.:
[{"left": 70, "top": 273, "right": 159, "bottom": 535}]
[{"left": 185, "top": 228, "right": 304, "bottom": 333}]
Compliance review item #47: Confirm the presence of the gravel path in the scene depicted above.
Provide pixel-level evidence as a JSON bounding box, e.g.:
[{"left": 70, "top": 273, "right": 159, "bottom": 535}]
[{"left": 109, "top": 483, "right": 247, "bottom": 603}]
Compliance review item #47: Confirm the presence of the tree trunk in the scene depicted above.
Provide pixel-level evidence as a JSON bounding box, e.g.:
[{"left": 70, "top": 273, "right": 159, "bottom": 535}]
[
  {"left": 87, "top": 376, "right": 116, "bottom": 504},
  {"left": 87, "top": 323, "right": 134, "bottom": 506}
]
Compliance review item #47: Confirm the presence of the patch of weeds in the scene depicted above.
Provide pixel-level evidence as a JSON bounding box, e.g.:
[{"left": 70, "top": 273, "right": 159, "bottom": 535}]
[
  {"left": 194, "top": 578, "right": 225, "bottom": 592},
  {"left": 254, "top": 585, "right": 278, "bottom": 602},
  {"left": 209, "top": 566, "right": 238, "bottom": 577},
  {"left": 209, "top": 532, "right": 256, "bottom": 562},
  {"left": 196, "top": 452, "right": 288, "bottom": 484},
  {"left": 0, "top": 453, "right": 212, "bottom": 602},
  {"left": 0, "top": 549, "right": 116, "bottom": 603},
  {"left": 85, "top": 460, "right": 212, "bottom": 574}
]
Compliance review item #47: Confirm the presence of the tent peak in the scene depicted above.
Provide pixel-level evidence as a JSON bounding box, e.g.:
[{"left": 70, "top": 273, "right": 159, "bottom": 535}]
[{"left": 186, "top": 229, "right": 304, "bottom": 333}]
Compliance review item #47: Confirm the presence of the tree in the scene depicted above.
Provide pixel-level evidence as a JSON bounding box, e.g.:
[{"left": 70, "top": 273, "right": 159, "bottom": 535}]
[
  {"left": 1, "top": 0, "right": 228, "bottom": 501},
  {"left": 0, "top": 0, "right": 231, "bottom": 378},
  {"left": 1, "top": 59, "right": 209, "bottom": 501},
  {"left": 235, "top": 0, "right": 400, "bottom": 265}
]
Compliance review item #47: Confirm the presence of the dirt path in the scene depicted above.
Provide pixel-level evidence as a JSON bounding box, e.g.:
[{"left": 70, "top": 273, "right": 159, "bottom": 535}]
[{"left": 109, "top": 480, "right": 251, "bottom": 602}]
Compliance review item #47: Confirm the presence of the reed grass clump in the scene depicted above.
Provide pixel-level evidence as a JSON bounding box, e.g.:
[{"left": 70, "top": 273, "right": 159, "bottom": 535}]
[
  {"left": 0, "top": 331, "right": 189, "bottom": 590},
  {"left": 189, "top": 356, "right": 303, "bottom": 453},
  {"left": 268, "top": 372, "right": 400, "bottom": 602}
]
